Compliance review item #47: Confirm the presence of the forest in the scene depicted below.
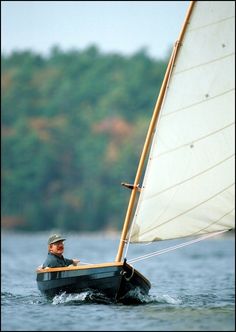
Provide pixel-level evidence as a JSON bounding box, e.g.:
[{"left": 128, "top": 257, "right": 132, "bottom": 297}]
[{"left": 2, "top": 45, "right": 168, "bottom": 232}]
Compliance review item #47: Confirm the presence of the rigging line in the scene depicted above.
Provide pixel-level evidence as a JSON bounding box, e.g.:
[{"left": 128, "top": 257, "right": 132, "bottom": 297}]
[
  {"left": 128, "top": 230, "right": 228, "bottom": 263},
  {"left": 161, "top": 88, "right": 234, "bottom": 119},
  {"left": 132, "top": 183, "right": 235, "bottom": 239},
  {"left": 174, "top": 52, "right": 234, "bottom": 76},
  {"left": 146, "top": 154, "right": 235, "bottom": 201},
  {"left": 155, "top": 122, "right": 235, "bottom": 159}
]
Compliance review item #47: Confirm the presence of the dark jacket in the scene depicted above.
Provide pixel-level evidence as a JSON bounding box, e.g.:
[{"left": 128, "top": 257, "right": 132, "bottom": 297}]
[{"left": 42, "top": 252, "right": 74, "bottom": 268}]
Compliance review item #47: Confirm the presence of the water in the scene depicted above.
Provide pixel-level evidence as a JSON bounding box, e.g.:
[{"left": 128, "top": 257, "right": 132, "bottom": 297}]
[{"left": 1, "top": 231, "right": 235, "bottom": 331}]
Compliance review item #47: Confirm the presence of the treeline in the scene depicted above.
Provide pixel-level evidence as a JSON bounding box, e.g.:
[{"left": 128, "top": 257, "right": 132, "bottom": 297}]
[{"left": 2, "top": 45, "right": 168, "bottom": 232}]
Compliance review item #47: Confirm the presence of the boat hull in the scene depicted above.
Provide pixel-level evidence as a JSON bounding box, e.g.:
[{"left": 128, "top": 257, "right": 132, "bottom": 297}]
[{"left": 36, "top": 262, "right": 151, "bottom": 303}]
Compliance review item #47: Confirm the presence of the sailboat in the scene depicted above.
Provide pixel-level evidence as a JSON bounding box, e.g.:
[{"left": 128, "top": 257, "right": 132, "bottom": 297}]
[{"left": 36, "top": 1, "right": 235, "bottom": 303}]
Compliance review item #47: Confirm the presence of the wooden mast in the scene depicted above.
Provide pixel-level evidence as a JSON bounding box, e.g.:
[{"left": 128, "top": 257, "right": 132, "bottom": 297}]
[{"left": 115, "top": 1, "right": 196, "bottom": 263}]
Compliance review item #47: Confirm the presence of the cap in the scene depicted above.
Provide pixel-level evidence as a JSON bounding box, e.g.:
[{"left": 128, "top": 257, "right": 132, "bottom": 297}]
[{"left": 48, "top": 234, "right": 66, "bottom": 245}]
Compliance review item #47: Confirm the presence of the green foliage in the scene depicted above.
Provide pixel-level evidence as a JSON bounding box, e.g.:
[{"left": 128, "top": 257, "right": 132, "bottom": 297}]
[{"left": 1, "top": 46, "right": 168, "bottom": 231}]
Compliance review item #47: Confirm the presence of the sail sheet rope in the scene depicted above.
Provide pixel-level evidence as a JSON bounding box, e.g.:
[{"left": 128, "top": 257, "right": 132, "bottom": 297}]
[{"left": 127, "top": 229, "right": 229, "bottom": 264}]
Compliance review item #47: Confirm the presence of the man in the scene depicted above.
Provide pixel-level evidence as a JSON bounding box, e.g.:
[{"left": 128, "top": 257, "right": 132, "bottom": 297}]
[{"left": 42, "top": 234, "right": 80, "bottom": 268}]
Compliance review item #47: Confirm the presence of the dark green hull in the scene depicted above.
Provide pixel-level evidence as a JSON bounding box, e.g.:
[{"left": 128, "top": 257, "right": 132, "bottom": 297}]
[{"left": 36, "top": 262, "right": 151, "bottom": 303}]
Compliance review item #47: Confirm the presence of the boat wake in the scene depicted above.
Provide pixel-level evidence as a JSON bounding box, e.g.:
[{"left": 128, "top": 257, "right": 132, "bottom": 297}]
[
  {"left": 52, "top": 291, "right": 114, "bottom": 305},
  {"left": 2, "top": 290, "right": 181, "bottom": 306},
  {"left": 51, "top": 290, "right": 182, "bottom": 306},
  {"left": 51, "top": 289, "right": 153, "bottom": 305},
  {"left": 154, "top": 294, "right": 182, "bottom": 305}
]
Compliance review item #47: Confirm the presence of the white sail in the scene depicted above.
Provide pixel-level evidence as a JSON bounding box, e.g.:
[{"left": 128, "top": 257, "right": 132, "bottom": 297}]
[{"left": 129, "top": 1, "right": 235, "bottom": 243}]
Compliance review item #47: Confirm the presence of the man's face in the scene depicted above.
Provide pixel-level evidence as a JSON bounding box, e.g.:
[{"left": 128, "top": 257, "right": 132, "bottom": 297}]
[{"left": 49, "top": 240, "right": 64, "bottom": 255}]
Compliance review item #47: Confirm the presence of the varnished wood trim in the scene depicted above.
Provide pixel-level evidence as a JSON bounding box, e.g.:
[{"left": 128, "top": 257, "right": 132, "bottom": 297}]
[{"left": 36, "top": 261, "right": 124, "bottom": 273}]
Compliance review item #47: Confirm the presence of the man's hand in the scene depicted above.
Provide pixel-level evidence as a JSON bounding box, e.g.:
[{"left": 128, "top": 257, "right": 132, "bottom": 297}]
[{"left": 72, "top": 259, "right": 80, "bottom": 266}]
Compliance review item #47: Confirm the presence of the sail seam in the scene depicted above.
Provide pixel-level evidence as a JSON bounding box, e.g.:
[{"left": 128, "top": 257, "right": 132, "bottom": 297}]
[
  {"left": 188, "top": 15, "right": 235, "bottom": 33},
  {"left": 161, "top": 88, "right": 234, "bottom": 119},
  {"left": 138, "top": 183, "right": 235, "bottom": 238},
  {"left": 174, "top": 52, "right": 234, "bottom": 76},
  {"left": 188, "top": 208, "right": 235, "bottom": 237},
  {"left": 156, "top": 122, "right": 235, "bottom": 159},
  {"left": 146, "top": 154, "right": 234, "bottom": 200}
]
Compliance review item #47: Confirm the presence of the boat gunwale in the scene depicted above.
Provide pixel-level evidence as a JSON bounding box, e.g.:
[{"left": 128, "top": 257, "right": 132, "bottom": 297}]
[{"left": 36, "top": 261, "right": 124, "bottom": 273}]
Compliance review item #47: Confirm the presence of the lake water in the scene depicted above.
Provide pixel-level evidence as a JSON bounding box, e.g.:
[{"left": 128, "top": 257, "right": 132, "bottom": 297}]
[{"left": 1, "top": 231, "right": 235, "bottom": 331}]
